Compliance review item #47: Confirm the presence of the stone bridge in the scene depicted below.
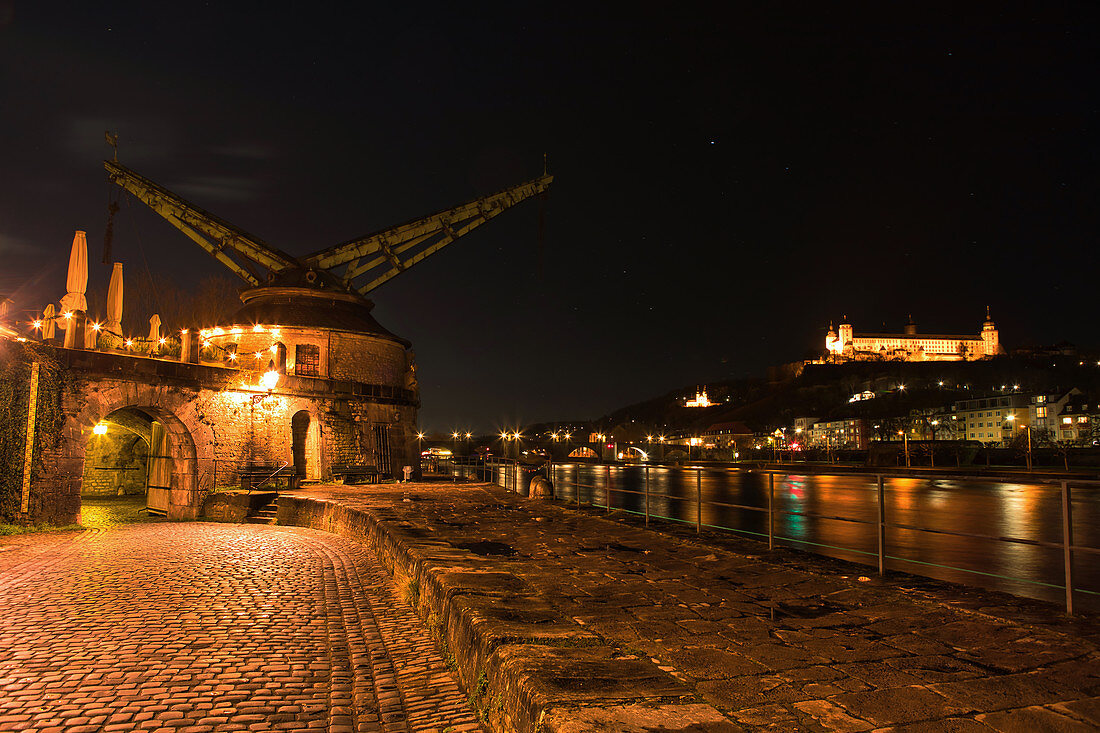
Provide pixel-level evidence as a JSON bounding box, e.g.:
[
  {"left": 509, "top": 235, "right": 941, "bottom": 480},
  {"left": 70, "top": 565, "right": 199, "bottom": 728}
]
[{"left": 19, "top": 344, "right": 418, "bottom": 525}]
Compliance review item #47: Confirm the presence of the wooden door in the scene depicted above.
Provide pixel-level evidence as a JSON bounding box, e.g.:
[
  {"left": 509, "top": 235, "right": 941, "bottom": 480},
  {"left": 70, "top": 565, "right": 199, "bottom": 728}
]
[{"left": 146, "top": 421, "right": 171, "bottom": 514}]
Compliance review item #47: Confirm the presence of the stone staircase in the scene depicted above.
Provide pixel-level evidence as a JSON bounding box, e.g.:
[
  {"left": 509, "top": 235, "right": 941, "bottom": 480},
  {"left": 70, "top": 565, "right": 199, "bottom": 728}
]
[{"left": 245, "top": 496, "right": 278, "bottom": 525}]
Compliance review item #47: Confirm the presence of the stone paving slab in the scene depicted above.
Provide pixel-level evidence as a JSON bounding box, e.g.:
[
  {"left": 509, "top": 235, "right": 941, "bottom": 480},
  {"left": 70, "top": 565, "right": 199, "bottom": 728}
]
[
  {"left": 0, "top": 522, "right": 482, "bottom": 733},
  {"left": 281, "top": 482, "right": 1100, "bottom": 732}
]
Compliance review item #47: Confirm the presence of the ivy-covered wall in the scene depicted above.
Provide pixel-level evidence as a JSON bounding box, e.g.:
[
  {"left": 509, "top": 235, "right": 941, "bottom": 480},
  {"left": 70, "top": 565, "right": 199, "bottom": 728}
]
[{"left": 0, "top": 341, "right": 72, "bottom": 523}]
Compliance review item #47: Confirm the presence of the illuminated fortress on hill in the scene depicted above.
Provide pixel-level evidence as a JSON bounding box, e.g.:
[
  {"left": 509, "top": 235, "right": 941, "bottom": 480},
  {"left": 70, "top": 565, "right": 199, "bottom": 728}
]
[{"left": 823, "top": 308, "right": 1002, "bottom": 362}]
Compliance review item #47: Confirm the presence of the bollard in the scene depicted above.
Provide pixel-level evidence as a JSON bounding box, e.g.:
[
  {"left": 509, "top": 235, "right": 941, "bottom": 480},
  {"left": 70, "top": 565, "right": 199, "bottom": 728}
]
[
  {"left": 767, "top": 473, "right": 774, "bottom": 550},
  {"left": 877, "top": 475, "right": 886, "bottom": 576},
  {"left": 1062, "top": 481, "right": 1075, "bottom": 615}
]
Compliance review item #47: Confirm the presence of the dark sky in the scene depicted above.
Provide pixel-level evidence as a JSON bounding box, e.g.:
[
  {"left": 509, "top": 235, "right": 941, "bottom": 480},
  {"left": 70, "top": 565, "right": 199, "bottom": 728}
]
[{"left": 1, "top": 3, "right": 1097, "bottom": 433}]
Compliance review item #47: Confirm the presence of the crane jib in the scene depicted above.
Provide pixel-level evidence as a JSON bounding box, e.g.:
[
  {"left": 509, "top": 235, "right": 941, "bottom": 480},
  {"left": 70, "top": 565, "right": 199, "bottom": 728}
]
[{"left": 104, "top": 159, "right": 552, "bottom": 295}]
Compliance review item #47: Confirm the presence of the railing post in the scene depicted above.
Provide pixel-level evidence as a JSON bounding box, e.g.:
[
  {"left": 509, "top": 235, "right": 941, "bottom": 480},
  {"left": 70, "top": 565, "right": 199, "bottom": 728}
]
[
  {"left": 607, "top": 464, "right": 612, "bottom": 514},
  {"left": 696, "top": 468, "right": 702, "bottom": 534},
  {"left": 767, "top": 473, "right": 774, "bottom": 550},
  {"left": 645, "top": 464, "right": 650, "bottom": 526},
  {"left": 1062, "top": 481, "right": 1075, "bottom": 615},
  {"left": 877, "top": 475, "right": 886, "bottom": 576},
  {"left": 575, "top": 466, "right": 580, "bottom": 509}
]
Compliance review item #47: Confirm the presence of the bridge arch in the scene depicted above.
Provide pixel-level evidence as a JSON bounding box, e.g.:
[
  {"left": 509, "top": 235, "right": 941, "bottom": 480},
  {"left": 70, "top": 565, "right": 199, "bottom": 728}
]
[{"left": 69, "top": 382, "right": 215, "bottom": 520}]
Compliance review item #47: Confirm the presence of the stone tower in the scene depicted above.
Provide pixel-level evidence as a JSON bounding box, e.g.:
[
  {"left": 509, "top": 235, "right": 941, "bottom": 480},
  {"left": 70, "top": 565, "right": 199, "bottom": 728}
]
[
  {"left": 838, "top": 316, "right": 853, "bottom": 352},
  {"left": 981, "top": 306, "right": 999, "bottom": 356}
]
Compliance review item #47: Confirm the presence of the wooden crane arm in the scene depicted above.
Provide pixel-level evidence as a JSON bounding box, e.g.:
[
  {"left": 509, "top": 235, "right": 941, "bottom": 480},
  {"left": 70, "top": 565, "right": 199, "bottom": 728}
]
[
  {"left": 104, "top": 161, "right": 297, "bottom": 283},
  {"left": 302, "top": 174, "right": 552, "bottom": 294}
]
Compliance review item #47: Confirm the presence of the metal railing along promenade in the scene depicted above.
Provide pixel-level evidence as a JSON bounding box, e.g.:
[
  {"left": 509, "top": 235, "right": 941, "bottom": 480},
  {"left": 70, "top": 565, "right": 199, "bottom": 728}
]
[{"left": 457, "top": 457, "right": 1096, "bottom": 615}]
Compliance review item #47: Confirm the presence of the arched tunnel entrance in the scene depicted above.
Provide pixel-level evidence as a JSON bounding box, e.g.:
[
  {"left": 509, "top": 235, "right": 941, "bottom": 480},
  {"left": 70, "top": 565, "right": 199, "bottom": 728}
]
[
  {"left": 81, "top": 406, "right": 197, "bottom": 516},
  {"left": 291, "top": 409, "right": 320, "bottom": 481}
]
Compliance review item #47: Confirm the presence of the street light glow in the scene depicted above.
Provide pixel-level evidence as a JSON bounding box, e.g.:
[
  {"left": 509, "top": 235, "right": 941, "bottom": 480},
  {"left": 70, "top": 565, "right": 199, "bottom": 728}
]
[{"left": 260, "top": 369, "right": 280, "bottom": 390}]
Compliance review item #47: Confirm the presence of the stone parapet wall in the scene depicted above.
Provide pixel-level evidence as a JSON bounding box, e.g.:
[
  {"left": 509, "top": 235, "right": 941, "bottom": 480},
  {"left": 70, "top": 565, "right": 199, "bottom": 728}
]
[{"left": 276, "top": 493, "right": 716, "bottom": 733}]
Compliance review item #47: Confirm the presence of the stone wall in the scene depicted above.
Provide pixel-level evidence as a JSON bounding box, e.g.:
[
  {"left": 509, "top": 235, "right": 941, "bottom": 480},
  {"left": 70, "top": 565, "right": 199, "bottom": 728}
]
[
  {"left": 329, "top": 332, "right": 405, "bottom": 384},
  {"left": 80, "top": 430, "right": 148, "bottom": 496}
]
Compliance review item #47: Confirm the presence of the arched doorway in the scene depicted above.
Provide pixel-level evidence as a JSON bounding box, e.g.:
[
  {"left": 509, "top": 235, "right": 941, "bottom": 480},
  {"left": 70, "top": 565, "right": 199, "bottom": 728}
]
[
  {"left": 81, "top": 406, "right": 198, "bottom": 517},
  {"left": 292, "top": 410, "right": 310, "bottom": 479}
]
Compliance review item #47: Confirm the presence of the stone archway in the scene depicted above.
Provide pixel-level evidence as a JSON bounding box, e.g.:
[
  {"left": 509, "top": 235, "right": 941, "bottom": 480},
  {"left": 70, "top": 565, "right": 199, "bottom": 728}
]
[
  {"left": 291, "top": 409, "right": 320, "bottom": 480},
  {"left": 80, "top": 405, "right": 200, "bottom": 520}
]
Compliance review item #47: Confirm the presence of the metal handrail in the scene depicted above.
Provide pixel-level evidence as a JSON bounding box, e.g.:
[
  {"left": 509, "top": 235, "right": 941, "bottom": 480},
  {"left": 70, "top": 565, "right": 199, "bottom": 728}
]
[{"left": 545, "top": 461, "right": 1095, "bottom": 614}]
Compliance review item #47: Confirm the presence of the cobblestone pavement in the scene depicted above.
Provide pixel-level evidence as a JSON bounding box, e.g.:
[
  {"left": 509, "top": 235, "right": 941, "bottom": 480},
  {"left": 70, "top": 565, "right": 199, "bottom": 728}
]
[
  {"left": 0, "top": 522, "right": 482, "bottom": 733},
  {"left": 293, "top": 483, "right": 1100, "bottom": 732}
]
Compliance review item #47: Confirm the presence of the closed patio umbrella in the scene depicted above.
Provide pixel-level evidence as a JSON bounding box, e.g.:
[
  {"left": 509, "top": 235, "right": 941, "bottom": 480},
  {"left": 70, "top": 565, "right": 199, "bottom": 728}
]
[
  {"left": 59, "top": 231, "right": 88, "bottom": 326},
  {"left": 106, "top": 262, "right": 123, "bottom": 338},
  {"left": 42, "top": 304, "right": 56, "bottom": 340}
]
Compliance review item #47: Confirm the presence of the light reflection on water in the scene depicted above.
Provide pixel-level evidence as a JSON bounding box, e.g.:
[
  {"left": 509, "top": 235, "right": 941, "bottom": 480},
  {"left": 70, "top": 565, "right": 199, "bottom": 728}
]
[{"left": 533, "top": 463, "right": 1098, "bottom": 610}]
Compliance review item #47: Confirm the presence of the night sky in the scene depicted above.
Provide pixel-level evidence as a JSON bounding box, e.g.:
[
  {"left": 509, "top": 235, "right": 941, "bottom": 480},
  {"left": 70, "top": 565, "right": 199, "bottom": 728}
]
[{"left": 2, "top": 3, "right": 1096, "bottom": 433}]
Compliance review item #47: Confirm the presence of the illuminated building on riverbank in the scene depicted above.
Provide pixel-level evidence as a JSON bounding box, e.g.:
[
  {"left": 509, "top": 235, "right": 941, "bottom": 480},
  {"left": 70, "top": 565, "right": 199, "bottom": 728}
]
[{"left": 822, "top": 309, "right": 1002, "bottom": 362}]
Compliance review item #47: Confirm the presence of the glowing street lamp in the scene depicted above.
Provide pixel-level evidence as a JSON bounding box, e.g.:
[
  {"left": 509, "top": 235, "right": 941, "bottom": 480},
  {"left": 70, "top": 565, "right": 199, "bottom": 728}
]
[
  {"left": 1006, "top": 414, "right": 1032, "bottom": 470},
  {"left": 260, "top": 363, "right": 280, "bottom": 391},
  {"left": 93, "top": 422, "right": 108, "bottom": 435},
  {"left": 898, "top": 430, "right": 909, "bottom": 467}
]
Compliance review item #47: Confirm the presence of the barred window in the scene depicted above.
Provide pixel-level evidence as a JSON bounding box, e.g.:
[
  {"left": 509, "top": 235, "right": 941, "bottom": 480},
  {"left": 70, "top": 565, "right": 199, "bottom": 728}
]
[{"left": 295, "top": 344, "right": 320, "bottom": 376}]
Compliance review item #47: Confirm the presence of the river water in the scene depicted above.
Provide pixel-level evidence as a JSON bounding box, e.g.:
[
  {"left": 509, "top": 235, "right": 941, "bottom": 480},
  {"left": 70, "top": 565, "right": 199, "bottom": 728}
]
[{"left": 480, "top": 462, "right": 1099, "bottom": 611}]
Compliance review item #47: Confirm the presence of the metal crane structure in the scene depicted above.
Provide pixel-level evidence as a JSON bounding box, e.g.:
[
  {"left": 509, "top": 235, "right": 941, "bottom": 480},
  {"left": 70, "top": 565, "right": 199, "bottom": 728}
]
[{"left": 103, "top": 160, "right": 553, "bottom": 296}]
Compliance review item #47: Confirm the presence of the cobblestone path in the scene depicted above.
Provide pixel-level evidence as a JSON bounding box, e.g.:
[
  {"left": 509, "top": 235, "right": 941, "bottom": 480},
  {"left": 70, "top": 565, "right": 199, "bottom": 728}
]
[{"left": 0, "top": 523, "right": 482, "bottom": 733}]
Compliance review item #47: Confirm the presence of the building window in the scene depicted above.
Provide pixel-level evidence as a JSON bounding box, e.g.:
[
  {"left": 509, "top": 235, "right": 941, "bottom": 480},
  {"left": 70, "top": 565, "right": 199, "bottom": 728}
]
[
  {"left": 1036, "top": 406, "right": 1048, "bottom": 418},
  {"left": 295, "top": 344, "right": 321, "bottom": 376},
  {"left": 1062, "top": 417, "right": 1073, "bottom": 425}
]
